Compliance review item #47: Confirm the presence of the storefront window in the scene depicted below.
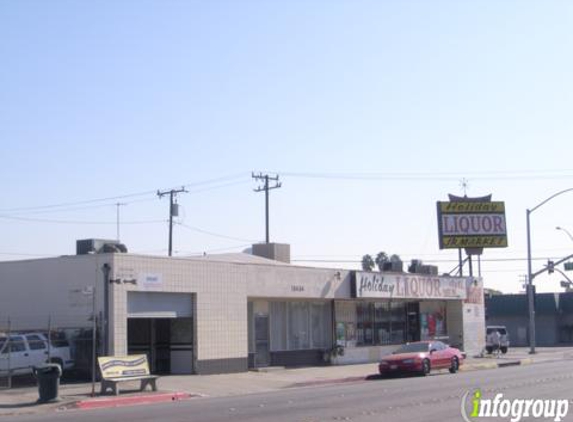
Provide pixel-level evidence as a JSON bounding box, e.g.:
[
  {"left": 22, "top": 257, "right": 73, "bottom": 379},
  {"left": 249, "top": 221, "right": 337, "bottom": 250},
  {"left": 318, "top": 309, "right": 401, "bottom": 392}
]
[
  {"left": 374, "top": 302, "right": 390, "bottom": 345},
  {"left": 334, "top": 301, "right": 356, "bottom": 347},
  {"left": 420, "top": 302, "right": 447, "bottom": 341},
  {"left": 311, "top": 303, "right": 330, "bottom": 349},
  {"left": 391, "top": 302, "right": 406, "bottom": 344},
  {"left": 357, "top": 302, "right": 374, "bottom": 345},
  {"left": 270, "top": 302, "right": 287, "bottom": 350},
  {"left": 355, "top": 301, "right": 407, "bottom": 346},
  {"left": 289, "top": 302, "right": 310, "bottom": 349},
  {"left": 264, "top": 301, "right": 333, "bottom": 351}
]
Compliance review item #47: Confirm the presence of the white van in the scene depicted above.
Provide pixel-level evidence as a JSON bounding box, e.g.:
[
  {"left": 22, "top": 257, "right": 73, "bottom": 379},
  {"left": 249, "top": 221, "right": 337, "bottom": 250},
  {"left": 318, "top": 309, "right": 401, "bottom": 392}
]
[{"left": 0, "top": 333, "right": 74, "bottom": 376}]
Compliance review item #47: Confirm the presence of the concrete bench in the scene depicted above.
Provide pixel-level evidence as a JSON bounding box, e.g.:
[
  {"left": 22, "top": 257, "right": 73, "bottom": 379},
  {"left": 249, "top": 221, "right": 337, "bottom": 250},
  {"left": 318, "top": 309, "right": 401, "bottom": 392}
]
[{"left": 98, "top": 355, "right": 159, "bottom": 396}]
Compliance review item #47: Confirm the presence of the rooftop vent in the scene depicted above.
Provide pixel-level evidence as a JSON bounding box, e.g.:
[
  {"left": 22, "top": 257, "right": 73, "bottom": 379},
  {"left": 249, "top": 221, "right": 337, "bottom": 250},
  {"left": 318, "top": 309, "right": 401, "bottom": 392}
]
[
  {"left": 76, "top": 239, "right": 128, "bottom": 255},
  {"left": 251, "top": 243, "right": 290, "bottom": 263}
]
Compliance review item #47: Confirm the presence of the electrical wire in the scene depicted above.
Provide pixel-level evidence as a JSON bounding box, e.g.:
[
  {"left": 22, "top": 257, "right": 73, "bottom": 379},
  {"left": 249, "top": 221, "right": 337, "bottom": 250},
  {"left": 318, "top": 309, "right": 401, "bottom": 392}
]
[
  {"left": 176, "top": 244, "right": 253, "bottom": 255},
  {"left": 176, "top": 222, "right": 257, "bottom": 243},
  {"left": 0, "top": 173, "right": 249, "bottom": 215},
  {"left": 0, "top": 190, "right": 157, "bottom": 213},
  {"left": 291, "top": 257, "right": 565, "bottom": 264},
  {"left": 0, "top": 215, "right": 166, "bottom": 225},
  {"left": 269, "top": 169, "right": 573, "bottom": 181}
]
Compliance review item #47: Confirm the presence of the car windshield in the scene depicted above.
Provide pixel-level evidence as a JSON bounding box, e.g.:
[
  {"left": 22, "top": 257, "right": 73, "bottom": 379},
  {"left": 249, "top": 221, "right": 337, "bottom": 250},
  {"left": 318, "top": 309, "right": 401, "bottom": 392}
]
[
  {"left": 47, "top": 332, "right": 69, "bottom": 348},
  {"left": 393, "top": 343, "right": 430, "bottom": 354}
]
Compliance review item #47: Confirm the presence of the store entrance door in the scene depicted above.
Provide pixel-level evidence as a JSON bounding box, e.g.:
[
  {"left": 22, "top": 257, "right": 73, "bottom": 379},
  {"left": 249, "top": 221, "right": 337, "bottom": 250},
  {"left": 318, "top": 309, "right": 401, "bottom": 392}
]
[
  {"left": 254, "top": 315, "right": 270, "bottom": 367},
  {"left": 127, "top": 318, "right": 193, "bottom": 374},
  {"left": 406, "top": 303, "right": 420, "bottom": 342}
]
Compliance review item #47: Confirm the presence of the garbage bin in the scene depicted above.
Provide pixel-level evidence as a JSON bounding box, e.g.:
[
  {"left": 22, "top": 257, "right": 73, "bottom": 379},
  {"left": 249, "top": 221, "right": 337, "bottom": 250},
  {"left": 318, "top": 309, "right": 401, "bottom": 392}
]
[{"left": 33, "top": 363, "right": 62, "bottom": 403}]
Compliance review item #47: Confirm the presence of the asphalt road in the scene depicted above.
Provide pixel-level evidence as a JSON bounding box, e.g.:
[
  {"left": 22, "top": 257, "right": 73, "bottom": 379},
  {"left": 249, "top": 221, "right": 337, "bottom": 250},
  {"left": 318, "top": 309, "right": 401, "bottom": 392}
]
[{"left": 10, "top": 361, "right": 573, "bottom": 422}]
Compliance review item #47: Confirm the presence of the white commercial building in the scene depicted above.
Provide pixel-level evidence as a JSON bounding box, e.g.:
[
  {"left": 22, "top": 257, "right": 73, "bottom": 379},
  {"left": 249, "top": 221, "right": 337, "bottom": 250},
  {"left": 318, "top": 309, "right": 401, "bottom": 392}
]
[{"left": 0, "top": 241, "right": 485, "bottom": 375}]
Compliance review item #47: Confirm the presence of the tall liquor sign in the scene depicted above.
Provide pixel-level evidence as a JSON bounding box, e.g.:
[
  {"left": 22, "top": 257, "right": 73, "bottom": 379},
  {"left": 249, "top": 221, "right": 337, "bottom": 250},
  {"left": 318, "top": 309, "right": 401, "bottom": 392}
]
[{"left": 437, "top": 195, "right": 508, "bottom": 250}]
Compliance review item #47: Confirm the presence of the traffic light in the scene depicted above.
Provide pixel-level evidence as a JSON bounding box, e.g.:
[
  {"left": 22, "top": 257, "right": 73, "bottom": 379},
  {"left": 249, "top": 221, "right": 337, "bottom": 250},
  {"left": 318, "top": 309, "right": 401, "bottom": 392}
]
[
  {"left": 548, "top": 260, "right": 555, "bottom": 274},
  {"left": 565, "top": 262, "right": 573, "bottom": 271}
]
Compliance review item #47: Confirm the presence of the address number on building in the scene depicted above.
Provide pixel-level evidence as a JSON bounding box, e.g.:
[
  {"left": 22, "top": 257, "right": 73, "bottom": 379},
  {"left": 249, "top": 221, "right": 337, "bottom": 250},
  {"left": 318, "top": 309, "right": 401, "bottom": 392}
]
[{"left": 291, "top": 285, "right": 305, "bottom": 292}]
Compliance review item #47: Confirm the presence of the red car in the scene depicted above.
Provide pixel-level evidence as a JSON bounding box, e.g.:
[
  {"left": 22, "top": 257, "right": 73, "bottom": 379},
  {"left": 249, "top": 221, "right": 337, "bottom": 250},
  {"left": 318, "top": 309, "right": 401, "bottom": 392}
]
[{"left": 378, "top": 341, "right": 464, "bottom": 376}]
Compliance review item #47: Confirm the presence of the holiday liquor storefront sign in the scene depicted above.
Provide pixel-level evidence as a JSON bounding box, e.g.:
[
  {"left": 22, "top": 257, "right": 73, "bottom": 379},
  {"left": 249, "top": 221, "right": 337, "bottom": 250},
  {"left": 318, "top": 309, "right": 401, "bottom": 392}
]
[
  {"left": 353, "top": 271, "right": 467, "bottom": 300},
  {"left": 437, "top": 200, "right": 508, "bottom": 249}
]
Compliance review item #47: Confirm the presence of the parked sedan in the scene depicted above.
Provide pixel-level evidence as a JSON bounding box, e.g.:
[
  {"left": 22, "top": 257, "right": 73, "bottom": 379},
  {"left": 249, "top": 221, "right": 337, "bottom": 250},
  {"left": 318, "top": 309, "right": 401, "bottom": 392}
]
[{"left": 378, "top": 341, "right": 464, "bottom": 376}]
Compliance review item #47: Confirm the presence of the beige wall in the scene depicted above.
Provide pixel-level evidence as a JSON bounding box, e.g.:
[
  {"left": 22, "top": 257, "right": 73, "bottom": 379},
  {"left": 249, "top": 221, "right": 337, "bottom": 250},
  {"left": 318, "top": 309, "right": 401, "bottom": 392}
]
[
  {"left": 0, "top": 255, "right": 110, "bottom": 331},
  {"left": 246, "top": 266, "right": 350, "bottom": 299},
  {"left": 110, "top": 254, "right": 249, "bottom": 363},
  {"left": 0, "top": 254, "right": 485, "bottom": 367}
]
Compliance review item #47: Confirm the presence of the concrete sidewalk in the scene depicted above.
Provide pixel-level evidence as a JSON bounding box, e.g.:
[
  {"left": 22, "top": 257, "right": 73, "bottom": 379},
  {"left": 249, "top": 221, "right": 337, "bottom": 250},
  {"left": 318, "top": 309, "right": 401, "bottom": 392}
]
[{"left": 1, "top": 347, "right": 572, "bottom": 417}]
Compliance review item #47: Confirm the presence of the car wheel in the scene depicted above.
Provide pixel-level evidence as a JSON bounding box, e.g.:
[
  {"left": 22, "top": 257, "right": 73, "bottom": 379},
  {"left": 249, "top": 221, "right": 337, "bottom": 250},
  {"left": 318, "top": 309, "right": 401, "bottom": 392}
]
[
  {"left": 449, "top": 357, "right": 459, "bottom": 374},
  {"left": 500, "top": 347, "right": 508, "bottom": 354},
  {"left": 486, "top": 346, "right": 493, "bottom": 354},
  {"left": 421, "top": 359, "right": 431, "bottom": 376}
]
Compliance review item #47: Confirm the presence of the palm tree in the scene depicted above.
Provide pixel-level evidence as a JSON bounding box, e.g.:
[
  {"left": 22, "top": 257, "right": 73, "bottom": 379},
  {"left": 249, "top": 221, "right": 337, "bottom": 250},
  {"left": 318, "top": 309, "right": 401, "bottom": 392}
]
[
  {"left": 361, "top": 254, "right": 375, "bottom": 271},
  {"left": 375, "top": 252, "right": 388, "bottom": 272}
]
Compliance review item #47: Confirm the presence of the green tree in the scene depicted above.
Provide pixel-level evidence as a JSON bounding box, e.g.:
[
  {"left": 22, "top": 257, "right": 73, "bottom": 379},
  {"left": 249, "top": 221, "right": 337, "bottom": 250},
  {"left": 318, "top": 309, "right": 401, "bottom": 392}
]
[
  {"left": 375, "top": 252, "right": 389, "bottom": 272},
  {"left": 361, "top": 254, "right": 375, "bottom": 271}
]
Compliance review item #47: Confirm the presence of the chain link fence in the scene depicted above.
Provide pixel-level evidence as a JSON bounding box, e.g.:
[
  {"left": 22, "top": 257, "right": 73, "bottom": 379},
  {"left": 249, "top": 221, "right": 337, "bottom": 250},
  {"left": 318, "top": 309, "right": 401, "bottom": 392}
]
[{"left": 0, "top": 314, "right": 100, "bottom": 389}]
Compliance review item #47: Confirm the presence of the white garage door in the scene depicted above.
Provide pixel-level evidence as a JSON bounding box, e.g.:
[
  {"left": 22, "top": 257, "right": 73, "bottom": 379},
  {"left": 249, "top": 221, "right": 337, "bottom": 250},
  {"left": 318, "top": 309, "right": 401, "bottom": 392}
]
[{"left": 127, "top": 292, "right": 193, "bottom": 318}]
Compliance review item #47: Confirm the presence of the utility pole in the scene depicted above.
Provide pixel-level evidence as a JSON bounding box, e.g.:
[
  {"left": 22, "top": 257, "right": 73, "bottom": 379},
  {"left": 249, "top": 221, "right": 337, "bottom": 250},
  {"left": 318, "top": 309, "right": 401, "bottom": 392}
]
[
  {"left": 252, "top": 172, "right": 281, "bottom": 243},
  {"left": 157, "top": 187, "right": 187, "bottom": 256},
  {"left": 115, "top": 202, "right": 126, "bottom": 241}
]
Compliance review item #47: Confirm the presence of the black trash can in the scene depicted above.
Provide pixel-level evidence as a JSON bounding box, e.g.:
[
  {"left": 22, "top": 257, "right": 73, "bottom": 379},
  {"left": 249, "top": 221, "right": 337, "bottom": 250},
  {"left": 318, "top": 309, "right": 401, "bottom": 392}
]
[{"left": 33, "top": 363, "right": 62, "bottom": 403}]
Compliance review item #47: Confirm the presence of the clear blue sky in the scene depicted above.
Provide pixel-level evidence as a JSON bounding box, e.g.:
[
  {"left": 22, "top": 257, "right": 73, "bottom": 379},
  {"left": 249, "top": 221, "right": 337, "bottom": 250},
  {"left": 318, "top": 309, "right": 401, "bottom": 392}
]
[{"left": 1, "top": 0, "right": 572, "bottom": 293}]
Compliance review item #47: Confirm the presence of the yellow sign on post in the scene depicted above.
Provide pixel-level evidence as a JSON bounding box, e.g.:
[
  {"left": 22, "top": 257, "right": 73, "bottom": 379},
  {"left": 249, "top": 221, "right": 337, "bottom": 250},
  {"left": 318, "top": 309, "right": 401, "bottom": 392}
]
[{"left": 436, "top": 201, "right": 508, "bottom": 249}]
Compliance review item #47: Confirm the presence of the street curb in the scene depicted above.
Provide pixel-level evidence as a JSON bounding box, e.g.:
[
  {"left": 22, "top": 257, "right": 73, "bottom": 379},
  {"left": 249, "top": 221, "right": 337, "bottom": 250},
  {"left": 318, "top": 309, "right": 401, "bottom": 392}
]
[
  {"left": 71, "top": 392, "right": 195, "bottom": 410},
  {"left": 289, "top": 358, "right": 535, "bottom": 388},
  {"left": 460, "top": 358, "right": 533, "bottom": 372},
  {"left": 287, "top": 375, "right": 367, "bottom": 389}
]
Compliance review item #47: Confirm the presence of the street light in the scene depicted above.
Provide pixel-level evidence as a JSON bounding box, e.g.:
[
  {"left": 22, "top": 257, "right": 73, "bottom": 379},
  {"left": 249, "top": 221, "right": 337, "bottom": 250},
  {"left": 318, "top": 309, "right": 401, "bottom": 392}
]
[
  {"left": 556, "top": 226, "right": 573, "bottom": 243},
  {"left": 526, "top": 187, "right": 573, "bottom": 354}
]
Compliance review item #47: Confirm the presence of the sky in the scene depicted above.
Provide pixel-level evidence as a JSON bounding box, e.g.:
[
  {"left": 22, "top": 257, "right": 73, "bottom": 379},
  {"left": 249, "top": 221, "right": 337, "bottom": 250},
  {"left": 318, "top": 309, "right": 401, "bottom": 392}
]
[{"left": 1, "top": 0, "right": 573, "bottom": 294}]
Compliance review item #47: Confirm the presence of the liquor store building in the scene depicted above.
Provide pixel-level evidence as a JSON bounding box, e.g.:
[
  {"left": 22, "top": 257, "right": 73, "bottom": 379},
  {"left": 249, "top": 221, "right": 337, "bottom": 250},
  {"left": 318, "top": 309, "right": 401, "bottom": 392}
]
[{"left": 0, "top": 244, "right": 485, "bottom": 374}]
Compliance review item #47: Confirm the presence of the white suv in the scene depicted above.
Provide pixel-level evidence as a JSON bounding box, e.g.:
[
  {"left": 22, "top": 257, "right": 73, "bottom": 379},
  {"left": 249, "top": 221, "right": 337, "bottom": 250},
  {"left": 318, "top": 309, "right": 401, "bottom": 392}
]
[
  {"left": 0, "top": 333, "right": 74, "bottom": 376},
  {"left": 486, "top": 325, "right": 510, "bottom": 354}
]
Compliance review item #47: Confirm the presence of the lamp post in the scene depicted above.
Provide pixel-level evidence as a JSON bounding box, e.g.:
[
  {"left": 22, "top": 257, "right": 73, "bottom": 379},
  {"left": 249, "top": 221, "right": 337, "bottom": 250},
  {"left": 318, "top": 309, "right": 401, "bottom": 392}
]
[
  {"left": 526, "top": 188, "right": 573, "bottom": 354},
  {"left": 556, "top": 226, "right": 573, "bottom": 243}
]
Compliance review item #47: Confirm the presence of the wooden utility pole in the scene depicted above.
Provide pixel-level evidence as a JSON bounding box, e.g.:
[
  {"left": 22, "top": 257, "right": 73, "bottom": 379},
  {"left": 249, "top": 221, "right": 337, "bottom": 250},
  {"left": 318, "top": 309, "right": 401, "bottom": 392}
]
[
  {"left": 252, "top": 173, "right": 281, "bottom": 244},
  {"left": 157, "top": 187, "right": 187, "bottom": 256}
]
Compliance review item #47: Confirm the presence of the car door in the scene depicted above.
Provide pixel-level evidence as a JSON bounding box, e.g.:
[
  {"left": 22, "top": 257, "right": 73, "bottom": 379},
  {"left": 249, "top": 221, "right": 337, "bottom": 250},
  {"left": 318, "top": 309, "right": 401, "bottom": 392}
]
[
  {"left": 25, "top": 334, "right": 49, "bottom": 368},
  {"left": 431, "top": 341, "right": 448, "bottom": 368},
  {"left": 428, "top": 342, "right": 441, "bottom": 368},
  {"left": 2, "top": 335, "right": 30, "bottom": 375}
]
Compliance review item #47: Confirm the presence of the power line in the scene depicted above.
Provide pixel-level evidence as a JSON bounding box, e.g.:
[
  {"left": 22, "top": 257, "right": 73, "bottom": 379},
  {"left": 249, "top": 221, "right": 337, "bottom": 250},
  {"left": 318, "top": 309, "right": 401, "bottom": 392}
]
[
  {"left": 182, "top": 173, "right": 249, "bottom": 189},
  {"left": 0, "top": 173, "right": 248, "bottom": 215},
  {"left": 291, "top": 256, "right": 565, "bottom": 264},
  {"left": 178, "top": 244, "right": 253, "bottom": 255},
  {"left": 5, "top": 197, "right": 158, "bottom": 216},
  {"left": 177, "top": 222, "right": 257, "bottom": 243},
  {"left": 0, "top": 190, "right": 157, "bottom": 213},
  {"left": 269, "top": 169, "right": 573, "bottom": 182},
  {"left": 1, "top": 179, "right": 248, "bottom": 217},
  {"left": 0, "top": 215, "right": 165, "bottom": 225}
]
